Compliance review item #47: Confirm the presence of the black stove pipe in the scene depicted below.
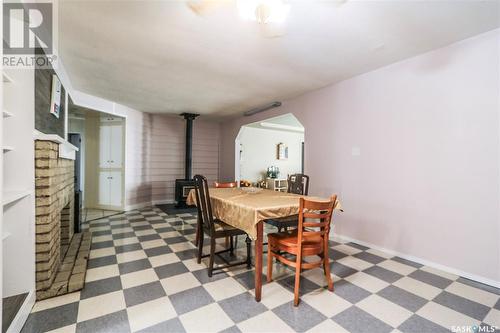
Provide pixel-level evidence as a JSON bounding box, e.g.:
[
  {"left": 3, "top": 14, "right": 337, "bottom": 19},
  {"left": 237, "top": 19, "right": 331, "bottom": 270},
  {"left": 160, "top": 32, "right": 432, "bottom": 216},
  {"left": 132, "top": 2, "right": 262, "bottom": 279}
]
[{"left": 181, "top": 113, "right": 199, "bottom": 180}]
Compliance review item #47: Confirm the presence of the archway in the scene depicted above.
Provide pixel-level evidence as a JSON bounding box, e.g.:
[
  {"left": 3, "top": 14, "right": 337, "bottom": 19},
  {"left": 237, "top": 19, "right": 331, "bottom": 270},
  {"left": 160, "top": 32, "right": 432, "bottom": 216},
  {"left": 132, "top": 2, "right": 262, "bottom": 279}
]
[{"left": 234, "top": 113, "right": 305, "bottom": 187}]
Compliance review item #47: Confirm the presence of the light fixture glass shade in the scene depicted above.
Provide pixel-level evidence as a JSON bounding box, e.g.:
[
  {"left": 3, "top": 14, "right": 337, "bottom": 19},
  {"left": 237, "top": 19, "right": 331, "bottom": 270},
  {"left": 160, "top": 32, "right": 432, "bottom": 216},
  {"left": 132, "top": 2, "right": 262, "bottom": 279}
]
[{"left": 237, "top": 0, "right": 290, "bottom": 24}]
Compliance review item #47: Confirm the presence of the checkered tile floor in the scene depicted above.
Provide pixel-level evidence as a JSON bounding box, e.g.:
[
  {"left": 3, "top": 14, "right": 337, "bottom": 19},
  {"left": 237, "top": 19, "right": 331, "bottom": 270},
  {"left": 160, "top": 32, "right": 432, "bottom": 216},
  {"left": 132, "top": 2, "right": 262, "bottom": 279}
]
[{"left": 22, "top": 207, "right": 500, "bottom": 333}]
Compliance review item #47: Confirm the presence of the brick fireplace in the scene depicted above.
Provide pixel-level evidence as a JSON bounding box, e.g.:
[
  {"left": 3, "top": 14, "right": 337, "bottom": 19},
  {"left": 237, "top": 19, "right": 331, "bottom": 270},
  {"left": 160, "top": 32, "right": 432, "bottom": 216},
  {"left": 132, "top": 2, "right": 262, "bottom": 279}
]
[{"left": 35, "top": 140, "right": 91, "bottom": 300}]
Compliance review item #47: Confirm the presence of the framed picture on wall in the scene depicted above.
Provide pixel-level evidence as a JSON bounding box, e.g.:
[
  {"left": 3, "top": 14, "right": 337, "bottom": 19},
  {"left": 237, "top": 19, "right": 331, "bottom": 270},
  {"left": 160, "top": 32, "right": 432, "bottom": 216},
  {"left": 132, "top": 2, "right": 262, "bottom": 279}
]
[
  {"left": 50, "top": 74, "right": 62, "bottom": 118},
  {"left": 277, "top": 143, "right": 288, "bottom": 160}
]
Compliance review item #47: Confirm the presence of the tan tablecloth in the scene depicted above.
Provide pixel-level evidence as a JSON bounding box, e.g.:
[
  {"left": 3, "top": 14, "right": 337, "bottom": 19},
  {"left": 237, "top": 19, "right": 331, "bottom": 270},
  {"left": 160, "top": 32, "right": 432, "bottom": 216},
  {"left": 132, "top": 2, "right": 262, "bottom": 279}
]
[{"left": 187, "top": 188, "right": 341, "bottom": 240}]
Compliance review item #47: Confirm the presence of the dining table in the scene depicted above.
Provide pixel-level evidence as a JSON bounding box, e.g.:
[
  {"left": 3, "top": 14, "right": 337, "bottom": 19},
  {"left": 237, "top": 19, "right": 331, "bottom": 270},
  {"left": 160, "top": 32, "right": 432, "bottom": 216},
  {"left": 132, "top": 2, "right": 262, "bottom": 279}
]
[{"left": 186, "top": 187, "right": 341, "bottom": 302}]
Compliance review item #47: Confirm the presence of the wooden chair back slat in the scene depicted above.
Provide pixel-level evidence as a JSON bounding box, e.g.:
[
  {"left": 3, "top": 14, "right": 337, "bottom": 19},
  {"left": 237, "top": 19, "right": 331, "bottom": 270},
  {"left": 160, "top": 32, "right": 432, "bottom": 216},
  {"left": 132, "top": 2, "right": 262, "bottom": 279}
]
[
  {"left": 296, "top": 195, "right": 337, "bottom": 248},
  {"left": 194, "top": 175, "right": 216, "bottom": 234}
]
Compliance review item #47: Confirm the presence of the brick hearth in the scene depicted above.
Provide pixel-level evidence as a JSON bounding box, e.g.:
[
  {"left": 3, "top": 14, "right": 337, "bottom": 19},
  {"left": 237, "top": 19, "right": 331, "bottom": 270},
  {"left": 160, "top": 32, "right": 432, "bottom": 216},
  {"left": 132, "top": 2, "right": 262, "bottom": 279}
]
[{"left": 35, "top": 140, "right": 90, "bottom": 300}]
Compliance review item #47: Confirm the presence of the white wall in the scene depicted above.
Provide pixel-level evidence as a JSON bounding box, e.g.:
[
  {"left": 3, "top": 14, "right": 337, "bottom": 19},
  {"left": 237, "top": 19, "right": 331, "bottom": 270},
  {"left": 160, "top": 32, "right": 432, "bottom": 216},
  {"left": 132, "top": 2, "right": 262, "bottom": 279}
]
[
  {"left": 220, "top": 29, "right": 500, "bottom": 286},
  {"left": 238, "top": 127, "right": 304, "bottom": 182}
]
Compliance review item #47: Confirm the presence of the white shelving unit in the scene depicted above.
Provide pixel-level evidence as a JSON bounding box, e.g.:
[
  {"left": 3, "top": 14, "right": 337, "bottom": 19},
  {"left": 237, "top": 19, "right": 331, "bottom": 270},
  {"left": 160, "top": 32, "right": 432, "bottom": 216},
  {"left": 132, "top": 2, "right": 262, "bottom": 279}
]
[
  {"left": 266, "top": 178, "right": 288, "bottom": 192},
  {"left": 1, "top": 66, "right": 36, "bottom": 333}
]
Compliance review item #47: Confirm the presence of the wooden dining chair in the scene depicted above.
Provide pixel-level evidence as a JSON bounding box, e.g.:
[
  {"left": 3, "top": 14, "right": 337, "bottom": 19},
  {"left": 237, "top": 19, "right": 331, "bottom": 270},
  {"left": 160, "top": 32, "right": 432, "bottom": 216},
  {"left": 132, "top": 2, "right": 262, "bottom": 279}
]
[
  {"left": 267, "top": 195, "right": 337, "bottom": 306},
  {"left": 194, "top": 180, "right": 238, "bottom": 248},
  {"left": 214, "top": 181, "right": 238, "bottom": 247},
  {"left": 265, "top": 174, "right": 310, "bottom": 232},
  {"left": 194, "top": 175, "right": 251, "bottom": 277}
]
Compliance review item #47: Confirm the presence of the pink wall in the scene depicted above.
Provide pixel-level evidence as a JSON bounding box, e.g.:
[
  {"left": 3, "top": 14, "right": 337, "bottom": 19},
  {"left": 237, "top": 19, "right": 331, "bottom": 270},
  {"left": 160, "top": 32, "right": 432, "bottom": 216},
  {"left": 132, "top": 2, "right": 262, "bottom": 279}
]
[{"left": 219, "top": 29, "right": 500, "bottom": 284}]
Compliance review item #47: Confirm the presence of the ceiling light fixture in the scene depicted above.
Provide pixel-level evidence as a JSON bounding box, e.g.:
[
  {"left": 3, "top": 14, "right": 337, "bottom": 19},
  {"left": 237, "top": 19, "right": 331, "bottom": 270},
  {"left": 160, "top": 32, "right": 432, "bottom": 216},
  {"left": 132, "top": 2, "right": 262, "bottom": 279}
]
[
  {"left": 244, "top": 101, "right": 282, "bottom": 116},
  {"left": 237, "top": 0, "right": 290, "bottom": 24}
]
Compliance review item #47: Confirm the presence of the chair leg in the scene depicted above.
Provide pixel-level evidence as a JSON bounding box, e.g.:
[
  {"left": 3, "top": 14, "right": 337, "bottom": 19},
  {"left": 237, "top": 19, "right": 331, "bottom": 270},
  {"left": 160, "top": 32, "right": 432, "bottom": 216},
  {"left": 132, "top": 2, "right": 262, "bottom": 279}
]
[
  {"left": 267, "top": 246, "right": 273, "bottom": 282},
  {"left": 225, "top": 236, "right": 229, "bottom": 248},
  {"left": 197, "top": 230, "right": 204, "bottom": 264},
  {"left": 245, "top": 236, "right": 251, "bottom": 269},
  {"left": 230, "top": 236, "right": 234, "bottom": 256},
  {"left": 294, "top": 253, "right": 303, "bottom": 306},
  {"left": 195, "top": 226, "right": 200, "bottom": 247},
  {"left": 323, "top": 251, "right": 334, "bottom": 292},
  {"left": 208, "top": 238, "right": 216, "bottom": 277}
]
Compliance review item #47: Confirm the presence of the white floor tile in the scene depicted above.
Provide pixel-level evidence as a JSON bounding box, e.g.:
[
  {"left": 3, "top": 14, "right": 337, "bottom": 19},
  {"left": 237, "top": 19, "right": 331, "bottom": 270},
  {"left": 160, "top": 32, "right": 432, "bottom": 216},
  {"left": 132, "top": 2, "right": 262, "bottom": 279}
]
[
  {"left": 250, "top": 282, "right": 293, "bottom": 310},
  {"left": 337, "top": 256, "right": 373, "bottom": 271},
  {"left": 89, "top": 247, "right": 116, "bottom": 259},
  {"left": 161, "top": 272, "right": 201, "bottom": 295},
  {"left": 416, "top": 301, "right": 480, "bottom": 329},
  {"left": 148, "top": 253, "right": 180, "bottom": 268},
  {"left": 116, "top": 250, "right": 147, "bottom": 264},
  {"left": 32, "top": 292, "right": 81, "bottom": 312},
  {"left": 113, "top": 237, "right": 139, "bottom": 246},
  {"left": 180, "top": 303, "right": 234, "bottom": 332},
  {"left": 237, "top": 310, "right": 293, "bottom": 332},
  {"left": 141, "top": 239, "right": 167, "bottom": 249},
  {"left": 127, "top": 296, "right": 177, "bottom": 332},
  {"left": 378, "top": 260, "right": 418, "bottom": 276},
  {"left": 302, "top": 290, "right": 352, "bottom": 317},
  {"left": 77, "top": 291, "right": 126, "bottom": 322},
  {"left": 445, "top": 282, "right": 499, "bottom": 307},
  {"left": 483, "top": 308, "right": 500, "bottom": 327},
  {"left": 120, "top": 268, "right": 159, "bottom": 289},
  {"left": 85, "top": 265, "right": 120, "bottom": 283},
  {"left": 356, "top": 294, "right": 413, "bottom": 327},
  {"left": 393, "top": 277, "right": 442, "bottom": 300},
  {"left": 344, "top": 271, "right": 390, "bottom": 293},
  {"left": 203, "top": 277, "right": 247, "bottom": 301}
]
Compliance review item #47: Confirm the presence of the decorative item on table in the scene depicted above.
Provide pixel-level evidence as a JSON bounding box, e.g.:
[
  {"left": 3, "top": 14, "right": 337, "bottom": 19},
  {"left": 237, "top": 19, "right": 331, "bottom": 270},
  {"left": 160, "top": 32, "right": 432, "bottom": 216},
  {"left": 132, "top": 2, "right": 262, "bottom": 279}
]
[
  {"left": 277, "top": 142, "right": 288, "bottom": 160},
  {"left": 257, "top": 179, "right": 268, "bottom": 189},
  {"left": 266, "top": 166, "right": 280, "bottom": 179},
  {"left": 240, "top": 179, "right": 251, "bottom": 187}
]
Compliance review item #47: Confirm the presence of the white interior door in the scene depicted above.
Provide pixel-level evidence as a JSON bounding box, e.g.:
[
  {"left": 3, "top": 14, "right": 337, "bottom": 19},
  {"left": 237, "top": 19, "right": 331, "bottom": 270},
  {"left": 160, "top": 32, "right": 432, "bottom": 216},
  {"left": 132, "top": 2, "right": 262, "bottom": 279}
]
[
  {"left": 108, "top": 171, "right": 122, "bottom": 207},
  {"left": 98, "top": 171, "right": 110, "bottom": 206},
  {"left": 109, "top": 125, "right": 123, "bottom": 168},
  {"left": 99, "top": 125, "right": 111, "bottom": 168}
]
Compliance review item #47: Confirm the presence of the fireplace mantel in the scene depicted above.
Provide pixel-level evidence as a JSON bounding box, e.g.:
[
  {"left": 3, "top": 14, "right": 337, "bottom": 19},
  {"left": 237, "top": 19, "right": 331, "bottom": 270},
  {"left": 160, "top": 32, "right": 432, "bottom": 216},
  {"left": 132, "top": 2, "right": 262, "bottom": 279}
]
[{"left": 33, "top": 131, "right": 79, "bottom": 160}]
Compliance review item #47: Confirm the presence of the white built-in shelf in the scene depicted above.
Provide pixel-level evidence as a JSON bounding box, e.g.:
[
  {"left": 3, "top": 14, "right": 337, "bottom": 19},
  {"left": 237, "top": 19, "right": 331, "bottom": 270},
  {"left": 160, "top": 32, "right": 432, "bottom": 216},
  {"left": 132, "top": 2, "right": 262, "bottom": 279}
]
[
  {"left": 2, "top": 232, "right": 11, "bottom": 241},
  {"left": 3, "top": 110, "right": 13, "bottom": 118},
  {"left": 3, "top": 146, "right": 14, "bottom": 152},
  {"left": 2, "top": 190, "right": 31, "bottom": 207},
  {"left": 2, "top": 72, "right": 13, "bottom": 83}
]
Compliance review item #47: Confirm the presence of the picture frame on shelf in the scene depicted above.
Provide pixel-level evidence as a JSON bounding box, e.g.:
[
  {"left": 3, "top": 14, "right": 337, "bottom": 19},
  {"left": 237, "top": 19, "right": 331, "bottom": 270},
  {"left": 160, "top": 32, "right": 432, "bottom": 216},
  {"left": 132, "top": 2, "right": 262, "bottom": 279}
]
[{"left": 49, "top": 74, "right": 62, "bottom": 118}]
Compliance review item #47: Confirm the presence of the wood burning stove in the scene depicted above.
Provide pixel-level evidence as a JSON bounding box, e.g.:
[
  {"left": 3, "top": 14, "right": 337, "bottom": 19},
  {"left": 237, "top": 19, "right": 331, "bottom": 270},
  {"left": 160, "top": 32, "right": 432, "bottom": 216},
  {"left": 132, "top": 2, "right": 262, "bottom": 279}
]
[{"left": 175, "top": 113, "right": 199, "bottom": 208}]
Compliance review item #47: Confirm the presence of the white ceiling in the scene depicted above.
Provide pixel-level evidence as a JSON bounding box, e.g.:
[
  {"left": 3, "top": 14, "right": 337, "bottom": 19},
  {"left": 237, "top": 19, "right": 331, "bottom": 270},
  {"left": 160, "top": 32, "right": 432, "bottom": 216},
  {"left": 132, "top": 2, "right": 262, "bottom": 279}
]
[{"left": 59, "top": 0, "right": 500, "bottom": 118}]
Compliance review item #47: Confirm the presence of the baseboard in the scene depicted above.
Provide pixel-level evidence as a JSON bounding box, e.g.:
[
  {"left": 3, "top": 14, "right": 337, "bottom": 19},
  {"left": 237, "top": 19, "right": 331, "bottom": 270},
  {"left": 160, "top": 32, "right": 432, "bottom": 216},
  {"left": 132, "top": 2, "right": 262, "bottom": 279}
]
[
  {"left": 151, "top": 199, "right": 175, "bottom": 206},
  {"left": 124, "top": 199, "right": 176, "bottom": 211},
  {"left": 332, "top": 233, "right": 500, "bottom": 289},
  {"left": 7, "top": 288, "right": 35, "bottom": 333},
  {"left": 123, "top": 202, "right": 152, "bottom": 211}
]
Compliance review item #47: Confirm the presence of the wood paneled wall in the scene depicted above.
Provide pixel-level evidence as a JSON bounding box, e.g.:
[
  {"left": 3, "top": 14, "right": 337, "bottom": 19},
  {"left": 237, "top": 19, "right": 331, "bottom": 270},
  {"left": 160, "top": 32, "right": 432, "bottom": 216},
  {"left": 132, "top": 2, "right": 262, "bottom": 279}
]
[{"left": 149, "top": 114, "right": 220, "bottom": 203}]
